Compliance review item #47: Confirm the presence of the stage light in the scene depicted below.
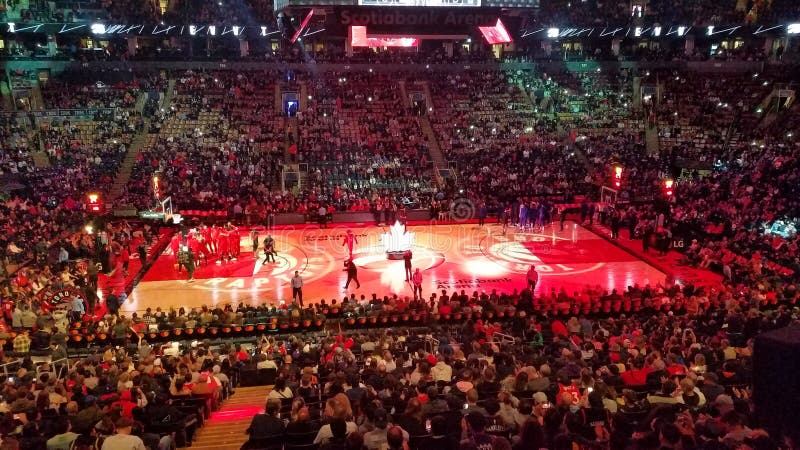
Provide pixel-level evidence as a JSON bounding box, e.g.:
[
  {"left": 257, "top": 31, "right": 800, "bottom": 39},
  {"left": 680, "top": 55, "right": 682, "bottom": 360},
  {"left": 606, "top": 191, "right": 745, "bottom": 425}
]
[
  {"left": 84, "top": 224, "right": 94, "bottom": 235},
  {"left": 91, "top": 23, "right": 106, "bottom": 34},
  {"left": 613, "top": 166, "right": 623, "bottom": 188},
  {"left": 189, "top": 25, "right": 198, "bottom": 35},
  {"left": 208, "top": 25, "right": 216, "bottom": 35},
  {"left": 87, "top": 193, "right": 103, "bottom": 213},
  {"left": 788, "top": 23, "right": 800, "bottom": 34},
  {"left": 707, "top": 25, "right": 714, "bottom": 35},
  {"left": 7, "top": 22, "right": 15, "bottom": 33},
  {"left": 232, "top": 26, "right": 241, "bottom": 36},
  {"left": 547, "top": 28, "right": 559, "bottom": 38},
  {"left": 664, "top": 179, "right": 674, "bottom": 197},
  {"left": 260, "top": 26, "right": 268, "bottom": 36},
  {"left": 677, "top": 26, "right": 686, "bottom": 36},
  {"left": 653, "top": 26, "right": 661, "bottom": 37},
  {"left": 634, "top": 27, "right": 642, "bottom": 37}
]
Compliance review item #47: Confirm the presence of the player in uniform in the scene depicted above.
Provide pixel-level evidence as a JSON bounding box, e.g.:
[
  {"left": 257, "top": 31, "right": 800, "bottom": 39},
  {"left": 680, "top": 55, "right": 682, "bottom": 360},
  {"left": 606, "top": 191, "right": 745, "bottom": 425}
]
[
  {"left": 342, "top": 229, "right": 358, "bottom": 260},
  {"left": 217, "top": 228, "right": 229, "bottom": 262},
  {"left": 210, "top": 225, "right": 221, "bottom": 254},
  {"left": 228, "top": 225, "right": 240, "bottom": 259}
]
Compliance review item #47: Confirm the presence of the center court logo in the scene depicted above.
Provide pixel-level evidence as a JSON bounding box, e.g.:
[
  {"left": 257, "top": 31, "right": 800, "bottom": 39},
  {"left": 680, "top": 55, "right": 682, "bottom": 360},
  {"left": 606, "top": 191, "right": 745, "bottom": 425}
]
[
  {"left": 186, "top": 242, "right": 338, "bottom": 293},
  {"left": 468, "top": 234, "right": 606, "bottom": 276}
]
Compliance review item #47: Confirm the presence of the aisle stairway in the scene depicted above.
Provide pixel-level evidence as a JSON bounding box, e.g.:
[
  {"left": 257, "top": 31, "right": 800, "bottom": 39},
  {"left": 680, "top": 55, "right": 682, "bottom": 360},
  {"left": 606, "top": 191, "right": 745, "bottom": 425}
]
[
  {"left": 417, "top": 116, "right": 448, "bottom": 187},
  {"left": 186, "top": 385, "right": 272, "bottom": 450},
  {"left": 108, "top": 124, "right": 151, "bottom": 201},
  {"left": 645, "top": 123, "right": 660, "bottom": 157},
  {"left": 109, "top": 79, "right": 174, "bottom": 202},
  {"left": 398, "top": 80, "right": 412, "bottom": 109}
]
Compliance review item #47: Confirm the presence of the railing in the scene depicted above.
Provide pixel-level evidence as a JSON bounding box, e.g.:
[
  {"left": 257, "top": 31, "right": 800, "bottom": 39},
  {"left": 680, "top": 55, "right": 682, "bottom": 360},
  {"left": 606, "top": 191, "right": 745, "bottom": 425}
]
[
  {"left": 0, "top": 359, "right": 23, "bottom": 378},
  {"left": 424, "top": 336, "right": 439, "bottom": 355},
  {"left": 491, "top": 332, "right": 516, "bottom": 345}
]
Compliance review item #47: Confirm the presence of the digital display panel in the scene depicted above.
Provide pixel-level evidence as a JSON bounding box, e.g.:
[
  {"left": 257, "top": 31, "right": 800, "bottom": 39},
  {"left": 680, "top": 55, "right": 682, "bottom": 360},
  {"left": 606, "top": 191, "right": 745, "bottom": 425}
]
[
  {"left": 358, "top": 0, "right": 481, "bottom": 7},
  {"left": 478, "top": 18, "right": 511, "bottom": 44},
  {"left": 350, "top": 25, "right": 420, "bottom": 46}
]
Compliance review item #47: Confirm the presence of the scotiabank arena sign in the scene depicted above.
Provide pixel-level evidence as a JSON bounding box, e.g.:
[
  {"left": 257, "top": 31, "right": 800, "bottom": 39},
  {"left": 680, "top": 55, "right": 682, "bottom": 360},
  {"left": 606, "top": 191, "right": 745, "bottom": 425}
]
[{"left": 335, "top": 7, "right": 507, "bottom": 33}]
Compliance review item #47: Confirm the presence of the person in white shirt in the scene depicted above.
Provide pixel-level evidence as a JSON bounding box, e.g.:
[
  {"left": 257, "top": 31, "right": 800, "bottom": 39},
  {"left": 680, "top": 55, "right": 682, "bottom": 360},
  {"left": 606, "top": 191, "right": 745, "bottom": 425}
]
[
  {"left": 267, "top": 377, "right": 294, "bottom": 400},
  {"left": 382, "top": 351, "right": 397, "bottom": 373},
  {"left": 431, "top": 354, "right": 452, "bottom": 382},
  {"left": 291, "top": 271, "right": 304, "bottom": 306},
  {"left": 256, "top": 354, "right": 277, "bottom": 370},
  {"left": 411, "top": 268, "right": 423, "bottom": 300},
  {"left": 101, "top": 417, "right": 146, "bottom": 450}
]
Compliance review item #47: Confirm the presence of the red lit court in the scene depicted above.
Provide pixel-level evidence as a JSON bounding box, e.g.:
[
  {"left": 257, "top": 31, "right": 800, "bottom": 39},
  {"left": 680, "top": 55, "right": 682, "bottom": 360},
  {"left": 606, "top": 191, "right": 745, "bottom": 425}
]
[{"left": 120, "top": 221, "right": 704, "bottom": 313}]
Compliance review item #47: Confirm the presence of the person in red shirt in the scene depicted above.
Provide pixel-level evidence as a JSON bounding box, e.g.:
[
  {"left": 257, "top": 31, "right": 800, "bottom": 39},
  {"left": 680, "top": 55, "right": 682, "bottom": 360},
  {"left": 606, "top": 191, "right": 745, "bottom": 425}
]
[
  {"left": 110, "top": 390, "right": 137, "bottom": 418},
  {"left": 118, "top": 245, "right": 130, "bottom": 274},
  {"left": 217, "top": 229, "right": 229, "bottom": 262},
  {"left": 210, "top": 226, "right": 220, "bottom": 254},
  {"left": 665, "top": 353, "right": 687, "bottom": 376},
  {"left": 551, "top": 319, "right": 568, "bottom": 337},
  {"left": 228, "top": 226, "right": 240, "bottom": 259},
  {"left": 621, "top": 356, "right": 653, "bottom": 386},
  {"left": 170, "top": 235, "right": 181, "bottom": 260},
  {"left": 236, "top": 345, "right": 249, "bottom": 362}
]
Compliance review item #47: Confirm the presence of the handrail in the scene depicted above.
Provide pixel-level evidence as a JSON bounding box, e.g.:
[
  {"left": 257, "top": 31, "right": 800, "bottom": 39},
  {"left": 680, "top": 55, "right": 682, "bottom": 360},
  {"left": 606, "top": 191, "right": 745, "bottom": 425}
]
[
  {"left": 424, "top": 335, "right": 440, "bottom": 355},
  {"left": 491, "top": 332, "right": 516, "bottom": 345},
  {"left": 0, "top": 358, "right": 24, "bottom": 378}
]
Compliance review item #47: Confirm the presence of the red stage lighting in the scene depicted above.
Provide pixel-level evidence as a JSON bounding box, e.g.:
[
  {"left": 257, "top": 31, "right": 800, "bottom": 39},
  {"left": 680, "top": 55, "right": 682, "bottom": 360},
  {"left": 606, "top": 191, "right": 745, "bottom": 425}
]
[{"left": 290, "top": 10, "right": 314, "bottom": 43}]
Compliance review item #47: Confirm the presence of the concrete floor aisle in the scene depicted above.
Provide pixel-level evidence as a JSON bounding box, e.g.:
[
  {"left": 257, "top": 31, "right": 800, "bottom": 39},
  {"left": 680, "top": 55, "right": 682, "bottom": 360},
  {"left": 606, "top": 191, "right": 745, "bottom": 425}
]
[{"left": 182, "top": 385, "right": 272, "bottom": 450}]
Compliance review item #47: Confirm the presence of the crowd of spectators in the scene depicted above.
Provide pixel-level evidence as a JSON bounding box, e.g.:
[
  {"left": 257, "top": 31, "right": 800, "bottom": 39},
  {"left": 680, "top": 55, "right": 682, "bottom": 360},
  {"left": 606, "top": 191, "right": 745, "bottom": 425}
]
[
  {"left": 20, "top": 273, "right": 785, "bottom": 450},
  {"left": 2, "top": 56, "right": 800, "bottom": 450},
  {"left": 299, "top": 71, "right": 435, "bottom": 212},
  {"left": 2, "top": 260, "right": 800, "bottom": 449},
  {"left": 123, "top": 70, "right": 286, "bottom": 213}
]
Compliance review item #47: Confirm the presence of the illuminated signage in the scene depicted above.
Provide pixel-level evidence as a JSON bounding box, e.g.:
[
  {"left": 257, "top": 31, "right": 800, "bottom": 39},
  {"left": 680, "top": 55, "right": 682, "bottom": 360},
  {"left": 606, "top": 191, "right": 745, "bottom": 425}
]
[
  {"left": 479, "top": 18, "right": 512, "bottom": 44},
  {"left": 351, "top": 26, "right": 419, "bottom": 46},
  {"left": 358, "top": 0, "right": 481, "bottom": 6}
]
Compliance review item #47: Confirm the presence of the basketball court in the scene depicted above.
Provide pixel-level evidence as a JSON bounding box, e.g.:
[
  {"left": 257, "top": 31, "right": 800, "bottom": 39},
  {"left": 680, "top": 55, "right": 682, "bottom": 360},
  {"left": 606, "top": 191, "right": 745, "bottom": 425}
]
[{"left": 121, "top": 221, "right": 667, "bottom": 313}]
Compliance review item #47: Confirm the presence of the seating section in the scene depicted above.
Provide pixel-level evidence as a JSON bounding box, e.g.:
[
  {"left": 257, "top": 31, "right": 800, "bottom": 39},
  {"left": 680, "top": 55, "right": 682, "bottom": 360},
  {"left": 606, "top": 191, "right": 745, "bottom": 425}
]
[
  {"left": 299, "top": 71, "right": 434, "bottom": 210},
  {"left": 124, "top": 71, "right": 285, "bottom": 212},
  {"left": 655, "top": 72, "right": 772, "bottom": 161}
]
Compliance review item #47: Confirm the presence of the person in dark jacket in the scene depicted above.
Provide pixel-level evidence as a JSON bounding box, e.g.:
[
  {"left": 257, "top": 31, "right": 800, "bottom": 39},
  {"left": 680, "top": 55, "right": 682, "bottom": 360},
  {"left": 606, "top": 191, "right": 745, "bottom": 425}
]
[
  {"left": 246, "top": 398, "right": 285, "bottom": 439},
  {"left": 344, "top": 260, "right": 360, "bottom": 290}
]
